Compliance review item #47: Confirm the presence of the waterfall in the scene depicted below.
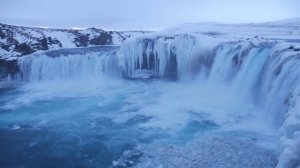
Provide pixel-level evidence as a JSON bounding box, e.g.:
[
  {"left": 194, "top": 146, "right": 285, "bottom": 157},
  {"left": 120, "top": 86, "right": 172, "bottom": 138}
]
[
  {"left": 16, "top": 35, "right": 300, "bottom": 167},
  {"left": 18, "top": 47, "right": 120, "bottom": 82},
  {"left": 119, "top": 35, "right": 300, "bottom": 168},
  {"left": 118, "top": 34, "right": 219, "bottom": 80}
]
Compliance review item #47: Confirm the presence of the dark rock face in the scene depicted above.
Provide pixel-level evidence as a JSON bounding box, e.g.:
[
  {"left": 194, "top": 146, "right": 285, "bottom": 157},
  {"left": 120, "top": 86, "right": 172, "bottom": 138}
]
[
  {"left": 14, "top": 43, "right": 35, "bottom": 55},
  {"left": 0, "top": 23, "right": 115, "bottom": 56},
  {"left": 74, "top": 34, "right": 89, "bottom": 47},
  {"left": 47, "top": 37, "right": 62, "bottom": 48},
  {"left": 89, "top": 32, "right": 112, "bottom": 45},
  {"left": 164, "top": 50, "right": 178, "bottom": 80},
  {"left": 0, "top": 23, "right": 149, "bottom": 58},
  {"left": 0, "top": 29, "right": 5, "bottom": 39},
  {"left": 0, "top": 59, "right": 19, "bottom": 79},
  {"left": 0, "top": 24, "right": 63, "bottom": 57}
]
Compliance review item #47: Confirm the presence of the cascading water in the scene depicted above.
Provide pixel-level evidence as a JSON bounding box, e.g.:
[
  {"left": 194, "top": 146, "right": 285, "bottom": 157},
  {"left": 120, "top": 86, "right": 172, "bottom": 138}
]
[
  {"left": 119, "top": 35, "right": 300, "bottom": 168},
  {"left": 1, "top": 35, "right": 299, "bottom": 168},
  {"left": 18, "top": 46, "right": 121, "bottom": 82}
]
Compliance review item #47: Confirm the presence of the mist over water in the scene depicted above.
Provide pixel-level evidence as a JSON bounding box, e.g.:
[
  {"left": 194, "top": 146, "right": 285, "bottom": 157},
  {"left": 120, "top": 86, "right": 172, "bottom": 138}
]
[{"left": 0, "top": 45, "right": 285, "bottom": 167}]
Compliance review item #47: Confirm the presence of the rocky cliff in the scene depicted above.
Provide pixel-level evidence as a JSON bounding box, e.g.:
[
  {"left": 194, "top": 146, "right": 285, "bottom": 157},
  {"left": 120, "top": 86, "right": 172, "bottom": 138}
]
[{"left": 0, "top": 23, "right": 149, "bottom": 59}]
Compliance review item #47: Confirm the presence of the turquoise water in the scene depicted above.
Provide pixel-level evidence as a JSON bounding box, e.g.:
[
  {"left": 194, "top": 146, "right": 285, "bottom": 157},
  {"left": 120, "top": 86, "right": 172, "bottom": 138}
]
[
  {"left": 0, "top": 47, "right": 279, "bottom": 168},
  {"left": 0, "top": 80, "right": 163, "bottom": 167},
  {"left": 0, "top": 80, "right": 277, "bottom": 168}
]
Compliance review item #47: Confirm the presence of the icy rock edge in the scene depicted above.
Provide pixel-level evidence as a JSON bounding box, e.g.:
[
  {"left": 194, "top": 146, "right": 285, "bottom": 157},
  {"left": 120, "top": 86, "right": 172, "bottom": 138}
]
[{"left": 278, "top": 85, "right": 300, "bottom": 168}]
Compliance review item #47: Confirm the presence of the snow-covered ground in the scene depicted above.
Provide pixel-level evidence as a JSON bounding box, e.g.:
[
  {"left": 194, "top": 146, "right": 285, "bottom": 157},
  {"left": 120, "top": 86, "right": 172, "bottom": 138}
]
[
  {"left": 0, "top": 23, "right": 149, "bottom": 58},
  {"left": 159, "top": 18, "right": 300, "bottom": 40}
]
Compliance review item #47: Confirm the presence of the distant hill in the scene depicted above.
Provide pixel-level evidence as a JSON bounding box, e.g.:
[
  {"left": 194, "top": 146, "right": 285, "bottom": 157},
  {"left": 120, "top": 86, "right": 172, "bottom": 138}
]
[{"left": 0, "top": 23, "right": 150, "bottom": 59}]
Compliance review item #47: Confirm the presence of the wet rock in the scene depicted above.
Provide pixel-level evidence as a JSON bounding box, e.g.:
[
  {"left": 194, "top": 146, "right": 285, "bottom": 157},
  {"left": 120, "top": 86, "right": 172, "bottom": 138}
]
[{"left": 0, "top": 59, "right": 19, "bottom": 80}]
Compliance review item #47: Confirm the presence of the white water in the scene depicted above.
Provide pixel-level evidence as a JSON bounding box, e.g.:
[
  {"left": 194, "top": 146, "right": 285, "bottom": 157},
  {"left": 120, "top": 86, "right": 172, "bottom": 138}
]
[
  {"left": 119, "top": 36, "right": 289, "bottom": 127},
  {"left": 1, "top": 37, "right": 299, "bottom": 167},
  {"left": 119, "top": 36, "right": 300, "bottom": 168},
  {"left": 18, "top": 47, "right": 120, "bottom": 82}
]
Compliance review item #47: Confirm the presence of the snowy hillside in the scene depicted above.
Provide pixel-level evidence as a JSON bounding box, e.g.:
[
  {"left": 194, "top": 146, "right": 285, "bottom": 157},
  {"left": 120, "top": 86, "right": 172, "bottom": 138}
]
[
  {"left": 158, "top": 18, "right": 300, "bottom": 41},
  {"left": 0, "top": 23, "right": 149, "bottom": 59}
]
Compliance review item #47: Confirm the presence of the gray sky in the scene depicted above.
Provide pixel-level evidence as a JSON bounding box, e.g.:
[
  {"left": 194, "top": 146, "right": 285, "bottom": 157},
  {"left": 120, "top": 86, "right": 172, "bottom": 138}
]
[{"left": 0, "top": 0, "right": 300, "bottom": 30}]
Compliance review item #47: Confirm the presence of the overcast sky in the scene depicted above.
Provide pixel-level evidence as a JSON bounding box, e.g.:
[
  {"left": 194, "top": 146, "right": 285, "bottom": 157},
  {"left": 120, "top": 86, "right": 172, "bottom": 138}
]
[{"left": 0, "top": 0, "right": 300, "bottom": 30}]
